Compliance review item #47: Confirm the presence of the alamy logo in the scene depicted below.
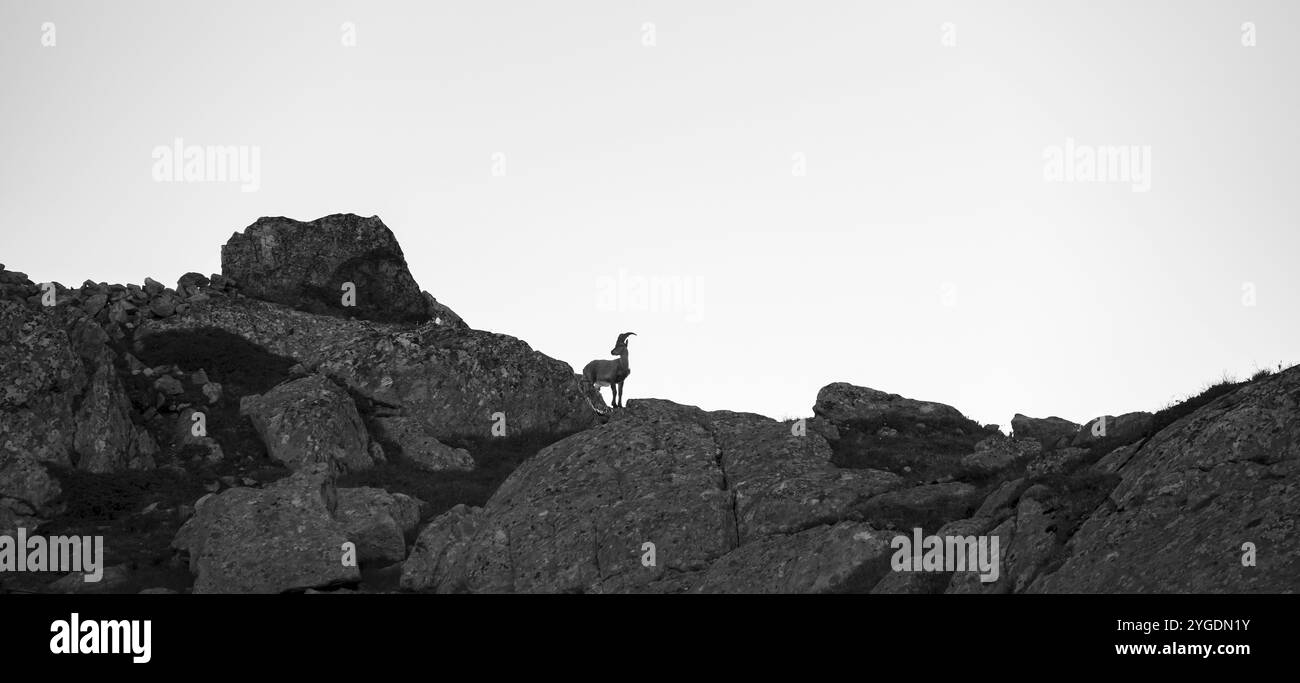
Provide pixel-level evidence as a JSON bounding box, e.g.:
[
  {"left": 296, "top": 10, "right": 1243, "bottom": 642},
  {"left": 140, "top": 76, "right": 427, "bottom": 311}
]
[
  {"left": 151, "top": 137, "right": 261, "bottom": 192},
  {"left": 0, "top": 528, "right": 104, "bottom": 582},
  {"left": 1043, "top": 137, "right": 1151, "bottom": 192},
  {"left": 50, "top": 613, "right": 152, "bottom": 664},
  {"left": 890, "top": 528, "right": 1000, "bottom": 583}
]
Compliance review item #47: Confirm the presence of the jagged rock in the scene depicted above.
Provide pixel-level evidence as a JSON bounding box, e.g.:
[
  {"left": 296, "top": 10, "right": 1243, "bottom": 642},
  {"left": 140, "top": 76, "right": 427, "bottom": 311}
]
[
  {"left": 239, "top": 375, "right": 374, "bottom": 473},
  {"left": 1031, "top": 367, "right": 1300, "bottom": 592},
  {"left": 143, "top": 277, "right": 165, "bottom": 296},
  {"left": 0, "top": 301, "right": 86, "bottom": 465},
  {"left": 141, "top": 296, "right": 600, "bottom": 439},
  {"left": 1010, "top": 413, "right": 1079, "bottom": 449},
  {"left": 172, "top": 464, "right": 361, "bottom": 593},
  {"left": 336, "top": 487, "right": 423, "bottom": 564},
  {"left": 373, "top": 416, "right": 475, "bottom": 472},
  {"left": 401, "top": 399, "right": 909, "bottom": 593},
  {"left": 1071, "top": 412, "right": 1152, "bottom": 447},
  {"left": 75, "top": 347, "right": 152, "bottom": 472},
  {"left": 220, "top": 213, "right": 465, "bottom": 325},
  {"left": 0, "top": 301, "right": 147, "bottom": 473}
]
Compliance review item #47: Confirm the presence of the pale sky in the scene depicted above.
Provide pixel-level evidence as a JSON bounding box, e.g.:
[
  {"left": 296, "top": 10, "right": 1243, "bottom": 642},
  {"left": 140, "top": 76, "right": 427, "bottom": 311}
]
[{"left": 2, "top": 1, "right": 1296, "bottom": 428}]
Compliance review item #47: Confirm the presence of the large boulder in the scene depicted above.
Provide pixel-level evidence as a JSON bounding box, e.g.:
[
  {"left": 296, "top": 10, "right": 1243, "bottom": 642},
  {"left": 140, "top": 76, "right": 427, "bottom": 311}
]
[
  {"left": 239, "top": 374, "right": 376, "bottom": 473},
  {"left": 1030, "top": 366, "right": 1300, "bottom": 592},
  {"left": 1071, "top": 411, "right": 1153, "bottom": 447},
  {"left": 1010, "top": 413, "right": 1079, "bottom": 449},
  {"left": 172, "top": 465, "right": 361, "bottom": 593},
  {"left": 401, "top": 399, "right": 910, "bottom": 594},
  {"left": 813, "top": 383, "right": 970, "bottom": 428},
  {"left": 220, "top": 213, "right": 464, "bottom": 326}
]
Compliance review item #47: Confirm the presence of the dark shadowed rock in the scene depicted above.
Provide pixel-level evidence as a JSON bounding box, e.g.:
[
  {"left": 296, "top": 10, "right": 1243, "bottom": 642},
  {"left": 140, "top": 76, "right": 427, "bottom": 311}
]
[
  {"left": 239, "top": 374, "right": 375, "bottom": 473},
  {"left": 172, "top": 464, "right": 360, "bottom": 593},
  {"left": 220, "top": 213, "right": 465, "bottom": 326}
]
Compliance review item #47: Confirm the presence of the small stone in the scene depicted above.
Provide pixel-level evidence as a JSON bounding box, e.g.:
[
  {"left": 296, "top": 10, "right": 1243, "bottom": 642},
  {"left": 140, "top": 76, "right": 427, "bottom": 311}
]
[
  {"left": 202, "top": 382, "right": 223, "bottom": 404},
  {"left": 153, "top": 375, "right": 184, "bottom": 396}
]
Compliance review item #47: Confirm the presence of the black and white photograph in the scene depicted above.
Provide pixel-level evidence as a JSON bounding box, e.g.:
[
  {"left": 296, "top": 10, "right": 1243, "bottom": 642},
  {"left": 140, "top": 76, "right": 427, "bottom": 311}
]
[{"left": 0, "top": 0, "right": 1295, "bottom": 669}]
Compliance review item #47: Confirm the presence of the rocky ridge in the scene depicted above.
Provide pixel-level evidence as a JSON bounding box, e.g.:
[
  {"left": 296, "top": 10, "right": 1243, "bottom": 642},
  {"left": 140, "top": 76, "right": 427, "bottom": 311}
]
[{"left": 2, "top": 213, "right": 1296, "bottom": 594}]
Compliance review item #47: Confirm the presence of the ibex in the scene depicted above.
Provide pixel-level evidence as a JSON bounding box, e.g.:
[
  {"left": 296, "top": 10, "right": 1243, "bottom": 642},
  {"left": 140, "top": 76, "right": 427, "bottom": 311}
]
[{"left": 583, "top": 332, "right": 635, "bottom": 411}]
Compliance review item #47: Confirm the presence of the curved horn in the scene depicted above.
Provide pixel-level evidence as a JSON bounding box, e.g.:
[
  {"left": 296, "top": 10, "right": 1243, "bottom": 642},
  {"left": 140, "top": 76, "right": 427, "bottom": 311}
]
[{"left": 617, "top": 332, "right": 636, "bottom": 344}]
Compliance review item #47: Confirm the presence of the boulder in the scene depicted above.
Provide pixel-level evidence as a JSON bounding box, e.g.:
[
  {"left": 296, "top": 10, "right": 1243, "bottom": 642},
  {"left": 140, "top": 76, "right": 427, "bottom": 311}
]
[
  {"left": 220, "top": 213, "right": 465, "bottom": 326},
  {"left": 172, "top": 464, "right": 360, "bottom": 593},
  {"left": 239, "top": 375, "right": 375, "bottom": 473},
  {"left": 1071, "top": 412, "right": 1153, "bottom": 447},
  {"left": 1010, "top": 413, "right": 1080, "bottom": 448},
  {"left": 813, "top": 382, "right": 970, "bottom": 428},
  {"left": 335, "top": 487, "right": 424, "bottom": 564},
  {"left": 373, "top": 416, "right": 475, "bottom": 472}
]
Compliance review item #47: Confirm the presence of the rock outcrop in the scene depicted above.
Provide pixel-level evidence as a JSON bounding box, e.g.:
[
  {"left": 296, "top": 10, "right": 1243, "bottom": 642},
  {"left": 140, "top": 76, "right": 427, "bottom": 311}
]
[
  {"left": 220, "top": 213, "right": 464, "bottom": 326},
  {"left": 1030, "top": 368, "right": 1300, "bottom": 593},
  {"left": 140, "top": 296, "right": 602, "bottom": 440},
  {"left": 402, "top": 399, "right": 929, "bottom": 593}
]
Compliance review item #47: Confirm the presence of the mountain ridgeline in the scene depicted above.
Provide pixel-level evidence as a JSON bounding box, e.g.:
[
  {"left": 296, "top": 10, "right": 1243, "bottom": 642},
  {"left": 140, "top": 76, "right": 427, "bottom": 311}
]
[{"left": 1, "top": 214, "right": 1296, "bottom": 594}]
